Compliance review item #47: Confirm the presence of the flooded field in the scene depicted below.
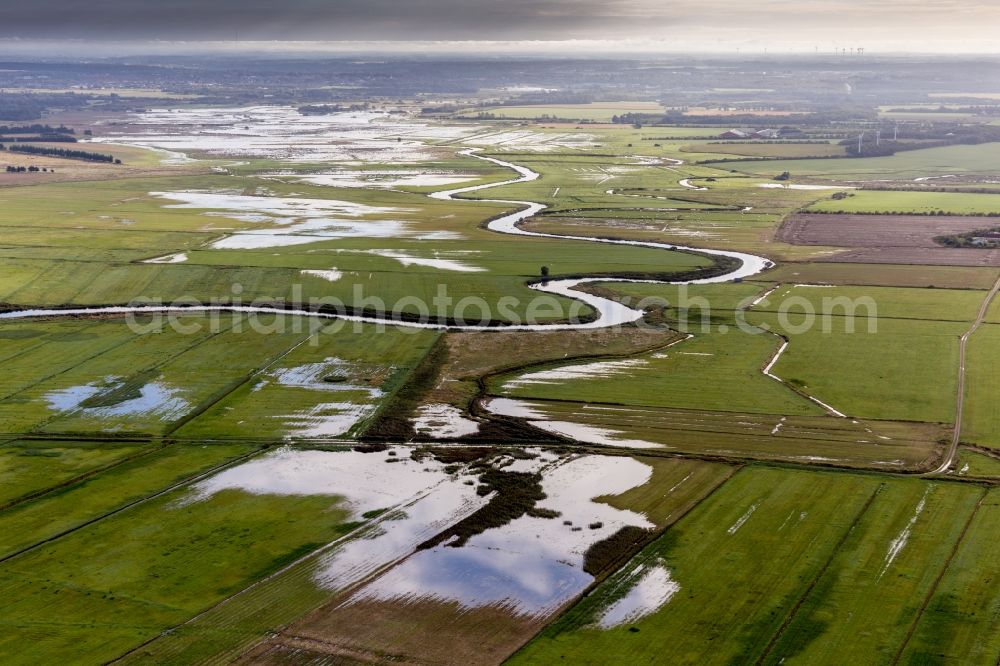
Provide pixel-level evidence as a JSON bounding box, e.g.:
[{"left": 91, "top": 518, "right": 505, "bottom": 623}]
[
  {"left": 596, "top": 560, "right": 680, "bottom": 628},
  {"left": 277, "top": 169, "right": 480, "bottom": 189},
  {"left": 92, "top": 106, "right": 478, "bottom": 163},
  {"left": 46, "top": 378, "right": 190, "bottom": 420},
  {"left": 152, "top": 189, "right": 435, "bottom": 249},
  {"left": 343, "top": 454, "right": 654, "bottom": 617}
]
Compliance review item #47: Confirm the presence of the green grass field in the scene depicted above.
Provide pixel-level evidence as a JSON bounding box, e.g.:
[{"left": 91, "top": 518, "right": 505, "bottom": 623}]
[
  {"left": 0, "top": 317, "right": 439, "bottom": 440},
  {"left": 759, "top": 263, "right": 1000, "bottom": 290},
  {"left": 760, "top": 481, "right": 984, "bottom": 665},
  {"left": 897, "top": 488, "right": 1000, "bottom": 664},
  {"left": 962, "top": 323, "right": 1000, "bottom": 447},
  {"left": 597, "top": 280, "right": 768, "bottom": 312},
  {"left": 806, "top": 190, "right": 1000, "bottom": 215},
  {"left": 0, "top": 316, "right": 308, "bottom": 436},
  {"left": 0, "top": 439, "right": 152, "bottom": 508},
  {"left": 0, "top": 442, "right": 261, "bottom": 559},
  {"left": 749, "top": 314, "right": 965, "bottom": 423},
  {"left": 683, "top": 141, "right": 846, "bottom": 159},
  {"left": 753, "top": 284, "right": 987, "bottom": 322},
  {"left": 491, "top": 398, "right": 941, "bottom": 468},
  {"left": 727, "top": 142, "right": 1000, "bottom": 181},
  {"left": 176, "top": 324, "right": 439, "bottom": 439},
  {"left": 596, "top": 456, "right": 735, "bottom": 525},
  {"left": 511, "top": 467, "right": 884, "bottom": 664},
  {"left": 512, "top": 469, "right": 991, "bottom": 665},
  {"left": 0, "top": 454, "right": 361, "bottom": 664},
  {"left": 493, "top": 327, "right": 823, "bottom": 416},
  {"left": 956, "top": 448, "right": 1000, "bottom": 477},
  {"left": 0, "top": 161, "right": 726, "bottom": 322}
]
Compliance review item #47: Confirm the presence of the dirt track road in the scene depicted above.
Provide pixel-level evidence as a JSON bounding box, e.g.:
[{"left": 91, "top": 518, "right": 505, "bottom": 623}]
[{"left": 930, "top": 273, "right": 1000, "bottom": 475}]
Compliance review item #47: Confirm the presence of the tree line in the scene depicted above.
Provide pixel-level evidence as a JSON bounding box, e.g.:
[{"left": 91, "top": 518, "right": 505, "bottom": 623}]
[
  {"left": 1, "top": 144, "right": 120, "bottom": 163},
  {"left": 0, "top": 135, "right": 78, "bottom": 143},
  {"left": 298, "top": 104, "right": 367, "bottom": 115},
  {"left": 0, "top": 124, "right": 73, "bottom": 135}
]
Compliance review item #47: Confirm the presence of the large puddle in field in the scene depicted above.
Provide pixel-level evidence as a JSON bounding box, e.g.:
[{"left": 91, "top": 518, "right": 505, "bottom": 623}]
[
  {"left": 258, "top": 357, "right": 384, "bottom": 398},
  {"left": 254, "top": 358, "right": 386, "bottom": 437},
  {"left": 185, "top": 446, "right": 660, "bottom": 617},
  {"left": 174, "top": 445, "right": 494, "bottom": 608},
  {"left": 485, "top": 397, "right": 661, "bottom": 449},
  {"left": 597, "top": 560, "right": 680, "bottom": 628},
  {"left": 185, "top": 446, "right": 452, "bottom": 516},
  {"left": 340, "top": 454, "right": 655, "bottom": 618},
  {"left": 313, "top": 475, "right": 488, "bottom": 592},
  {"left": 359, "top": 249, "right": 486, "bottom": 272},
  {"left": 502, "top": 358, "right": 648, "bottom": 389},
  {"left": 45, "top": 378, "right": 189, "bottom": 420},
  {"left": 412, "top": 403, "right": 481, "bottom": 438},
  {"left": 153, "top": 190, "right": 410, "bottom": 221}
]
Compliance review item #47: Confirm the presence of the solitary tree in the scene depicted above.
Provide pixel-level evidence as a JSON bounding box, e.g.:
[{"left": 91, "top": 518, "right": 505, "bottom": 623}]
[{"left": 540, "top": 265, "right": 550, "bottom": 278}]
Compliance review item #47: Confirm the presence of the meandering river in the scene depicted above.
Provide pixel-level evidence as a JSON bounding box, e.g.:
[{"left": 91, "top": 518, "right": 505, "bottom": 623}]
[{"left": 0, "top": 148, "right": 770, "bottom": 330}]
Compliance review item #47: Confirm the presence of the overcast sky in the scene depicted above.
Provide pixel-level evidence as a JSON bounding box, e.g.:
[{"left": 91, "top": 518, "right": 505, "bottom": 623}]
[{"left": 2, "top": 0, "right": 999, "bottom": 52}]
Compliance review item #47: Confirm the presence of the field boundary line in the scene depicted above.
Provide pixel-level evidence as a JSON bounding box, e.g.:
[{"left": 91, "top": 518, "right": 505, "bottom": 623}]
[
  {"left": 891, "top": 487, "right": 988, "bottom": 664},
  {"left": 961, "top": 444, "right": 1000, "bottom": 464},
  {"left": 162, "top": 323, "right": 320, "bottom": 436},
  {"left": 358, "top": 331, "right": 448, "bottom": 440},
  {"left": 745, "top": 274, "right": 1000, "bottom": 292},
  {"left": 0, "top": 441, "right": 169, "bottom": 513},
  {"left": 754, "top": 482, "right": 885, "bottom": 665},
  {"left": 740, "top": 286, "right": 848, "bottom": 418},
  {"left": 0, "top": 321, "right": 75, "bottom": 364},
  {"left": 759, "top": 330, "right": 846, "bottom": 417},
  {"left": 749, "top": 309, "right": 983, "bottom": 325},
  {"left": 0, "top": 443, "right": 270, "bottom": 565},
  {"left": 0, "top": 318, "right": 140, "bottom": 404}
]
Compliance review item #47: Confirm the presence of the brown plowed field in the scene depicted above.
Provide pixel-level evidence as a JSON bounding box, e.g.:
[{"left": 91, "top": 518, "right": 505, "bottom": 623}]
[{"left": 777, "top": 213, "right": 1000, "bottom": 266}]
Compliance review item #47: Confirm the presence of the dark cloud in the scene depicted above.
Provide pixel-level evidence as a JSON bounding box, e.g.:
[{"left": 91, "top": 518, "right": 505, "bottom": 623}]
[
  {"left": 1, "top": 0, "right": 997, "bottom": 45},
  {"left": 0, "top": 0, "right": 635, "bottom": 40}
]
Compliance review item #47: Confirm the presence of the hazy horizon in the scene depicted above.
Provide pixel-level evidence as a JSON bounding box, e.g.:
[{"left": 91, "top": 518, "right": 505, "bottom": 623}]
[{"left": 1, "top": 40, "right": 999, "bottom": 59}]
